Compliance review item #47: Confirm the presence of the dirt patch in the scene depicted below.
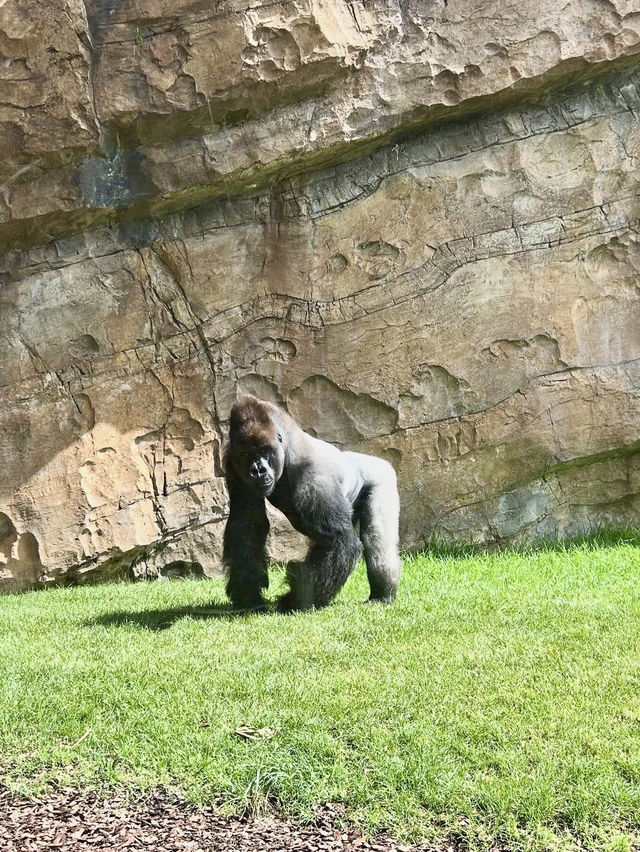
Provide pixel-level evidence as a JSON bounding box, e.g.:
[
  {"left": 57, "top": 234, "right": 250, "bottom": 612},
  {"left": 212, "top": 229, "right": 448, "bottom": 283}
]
[{"left": 0, "top": 786, "right": 444, "bottom": 851}]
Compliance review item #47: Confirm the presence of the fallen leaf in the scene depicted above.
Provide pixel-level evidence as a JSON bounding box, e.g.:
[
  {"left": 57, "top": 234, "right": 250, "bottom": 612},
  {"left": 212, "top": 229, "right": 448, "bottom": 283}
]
[{"left": 233, "top": 725, "right": 276, "bottom": 741}]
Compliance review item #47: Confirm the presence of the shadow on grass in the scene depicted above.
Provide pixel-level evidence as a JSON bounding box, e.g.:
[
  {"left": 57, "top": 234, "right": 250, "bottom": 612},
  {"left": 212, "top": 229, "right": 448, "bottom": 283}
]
[{"left": 89, "top": 603, "right": 273, "bottom": 631}]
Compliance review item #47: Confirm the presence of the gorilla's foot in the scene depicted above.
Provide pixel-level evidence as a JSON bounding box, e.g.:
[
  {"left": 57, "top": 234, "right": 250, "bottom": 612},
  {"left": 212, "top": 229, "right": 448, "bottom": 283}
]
[
  {"left": 276, "top": 592, "right": 299, "bottom": 613},
  {"left": 276, "top": 591, "right": 318, "bottom": 613},
  {"left": 229, "top": 597, "right": 268, "bottom": 614}
]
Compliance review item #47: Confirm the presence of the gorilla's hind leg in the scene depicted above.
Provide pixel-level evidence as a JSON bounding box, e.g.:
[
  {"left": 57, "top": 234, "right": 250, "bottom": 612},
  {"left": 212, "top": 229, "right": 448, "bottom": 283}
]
[{"left": 359, "top": 475, "right": 401, "bottom": 603}]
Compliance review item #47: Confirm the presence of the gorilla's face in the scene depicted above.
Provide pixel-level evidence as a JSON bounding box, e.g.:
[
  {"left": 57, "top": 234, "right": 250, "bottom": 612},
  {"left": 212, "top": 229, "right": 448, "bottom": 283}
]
[{"left": 232, "top": 437, "right": 284, "bottom": 496}]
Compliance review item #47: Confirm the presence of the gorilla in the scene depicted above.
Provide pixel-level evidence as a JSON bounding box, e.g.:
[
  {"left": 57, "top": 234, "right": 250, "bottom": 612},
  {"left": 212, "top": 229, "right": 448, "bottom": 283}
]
[{"left": 222, "top": 395, "right": 401, "bottom": 611}]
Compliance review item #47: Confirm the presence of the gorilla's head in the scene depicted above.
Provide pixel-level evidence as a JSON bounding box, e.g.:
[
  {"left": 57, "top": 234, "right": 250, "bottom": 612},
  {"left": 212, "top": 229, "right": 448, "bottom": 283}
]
[{"left": 228, "top": 396, "right": 285, "bottom": 496}]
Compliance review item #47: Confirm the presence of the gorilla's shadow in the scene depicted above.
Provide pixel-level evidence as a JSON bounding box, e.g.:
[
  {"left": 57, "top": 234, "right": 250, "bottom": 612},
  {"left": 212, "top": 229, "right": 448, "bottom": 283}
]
[{"left": 88, "top": 603, "right": 273, "bottom": 631}]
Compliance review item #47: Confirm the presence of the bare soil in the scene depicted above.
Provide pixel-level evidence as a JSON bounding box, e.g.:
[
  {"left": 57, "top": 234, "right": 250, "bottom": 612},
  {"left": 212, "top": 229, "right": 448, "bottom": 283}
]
[{"left": 0, "top": 786, "right": 447, "bottom": 852}]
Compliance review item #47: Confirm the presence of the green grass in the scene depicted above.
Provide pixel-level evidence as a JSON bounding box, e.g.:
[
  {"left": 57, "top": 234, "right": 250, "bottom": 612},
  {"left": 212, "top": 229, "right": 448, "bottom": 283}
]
[{"left": 2, "top": 532, "right": 640, "bottom": 850}]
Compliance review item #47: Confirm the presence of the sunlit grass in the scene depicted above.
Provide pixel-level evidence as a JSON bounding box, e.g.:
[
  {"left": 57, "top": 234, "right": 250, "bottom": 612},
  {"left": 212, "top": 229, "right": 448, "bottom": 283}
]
[{"left": 1, "top": 530, "right": 640, "bottom": 850}]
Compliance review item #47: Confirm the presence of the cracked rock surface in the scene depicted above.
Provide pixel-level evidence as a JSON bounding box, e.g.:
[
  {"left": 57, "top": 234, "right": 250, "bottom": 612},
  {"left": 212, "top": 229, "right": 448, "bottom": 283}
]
[{"left": 1, "top": 0, "right": 639, "bottom": 591}]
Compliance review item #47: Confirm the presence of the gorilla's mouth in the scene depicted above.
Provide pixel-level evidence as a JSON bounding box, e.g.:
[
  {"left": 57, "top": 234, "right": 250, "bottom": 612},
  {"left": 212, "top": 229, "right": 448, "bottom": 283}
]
[{"left": 253, "top": 476, "right": 274, "bottom": 495}]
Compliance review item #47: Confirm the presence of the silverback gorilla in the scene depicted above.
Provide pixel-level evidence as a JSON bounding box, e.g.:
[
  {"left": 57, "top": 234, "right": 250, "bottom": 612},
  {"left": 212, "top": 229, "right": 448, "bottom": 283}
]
[{"left": 222, "top": 395, "right": 401, "bottom": 611}]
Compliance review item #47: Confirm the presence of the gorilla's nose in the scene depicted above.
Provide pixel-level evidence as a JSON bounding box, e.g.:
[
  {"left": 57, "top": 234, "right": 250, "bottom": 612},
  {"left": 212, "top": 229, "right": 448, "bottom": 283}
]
[{"left": 250, "top": 462, "right": 268, "bottom": 480}]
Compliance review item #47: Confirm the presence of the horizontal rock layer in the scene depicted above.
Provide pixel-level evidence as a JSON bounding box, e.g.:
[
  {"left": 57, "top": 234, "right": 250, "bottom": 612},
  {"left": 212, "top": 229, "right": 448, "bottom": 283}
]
[{"left": 1, "top": 0, "right": 639, "bottom": 591}]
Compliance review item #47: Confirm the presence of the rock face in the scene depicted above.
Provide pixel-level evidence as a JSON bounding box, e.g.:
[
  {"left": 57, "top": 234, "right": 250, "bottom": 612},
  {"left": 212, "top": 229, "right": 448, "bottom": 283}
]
[{"left": 1, "top": 0, "right": 639, "bottom": 592}]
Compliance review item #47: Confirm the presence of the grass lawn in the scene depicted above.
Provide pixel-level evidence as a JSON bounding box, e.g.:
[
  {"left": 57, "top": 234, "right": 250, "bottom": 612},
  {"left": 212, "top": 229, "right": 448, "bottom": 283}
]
[{"left": 1, "top": 532, "right": 640, "bottom": 850}]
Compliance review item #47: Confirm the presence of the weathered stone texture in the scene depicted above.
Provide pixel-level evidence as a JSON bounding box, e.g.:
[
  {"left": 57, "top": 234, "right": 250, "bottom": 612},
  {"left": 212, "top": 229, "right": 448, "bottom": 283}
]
[{"left": 1, "top": 0, "right": 639, "bottom": 591}]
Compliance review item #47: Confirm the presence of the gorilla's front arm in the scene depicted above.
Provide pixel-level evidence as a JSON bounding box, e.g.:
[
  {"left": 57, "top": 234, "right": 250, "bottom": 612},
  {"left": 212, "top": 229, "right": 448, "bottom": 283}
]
[
  {"left": 275, "top": 472, "right": 362, "bottom": 610},
  {"left": 222, "top": 465, "right": 270, "bottom": 609}
]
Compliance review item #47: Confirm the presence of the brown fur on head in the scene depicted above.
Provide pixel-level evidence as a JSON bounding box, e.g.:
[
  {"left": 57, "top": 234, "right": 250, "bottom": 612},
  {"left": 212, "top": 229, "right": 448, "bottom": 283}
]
[{"left": 229, "top": 395, "right": 278, "bottom": 446}]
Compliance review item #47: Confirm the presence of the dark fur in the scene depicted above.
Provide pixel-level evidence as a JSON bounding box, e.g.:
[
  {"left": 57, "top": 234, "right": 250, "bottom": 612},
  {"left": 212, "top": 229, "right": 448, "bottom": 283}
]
[{"left": 222, "top": 395, "right": 401, "bottom": 611}]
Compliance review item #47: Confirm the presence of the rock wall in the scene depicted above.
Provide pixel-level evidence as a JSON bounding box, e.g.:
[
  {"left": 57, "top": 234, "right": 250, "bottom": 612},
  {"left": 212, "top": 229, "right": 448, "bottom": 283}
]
[{"left": 1, "top": 0, "right": 640, "bottom": 592}]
